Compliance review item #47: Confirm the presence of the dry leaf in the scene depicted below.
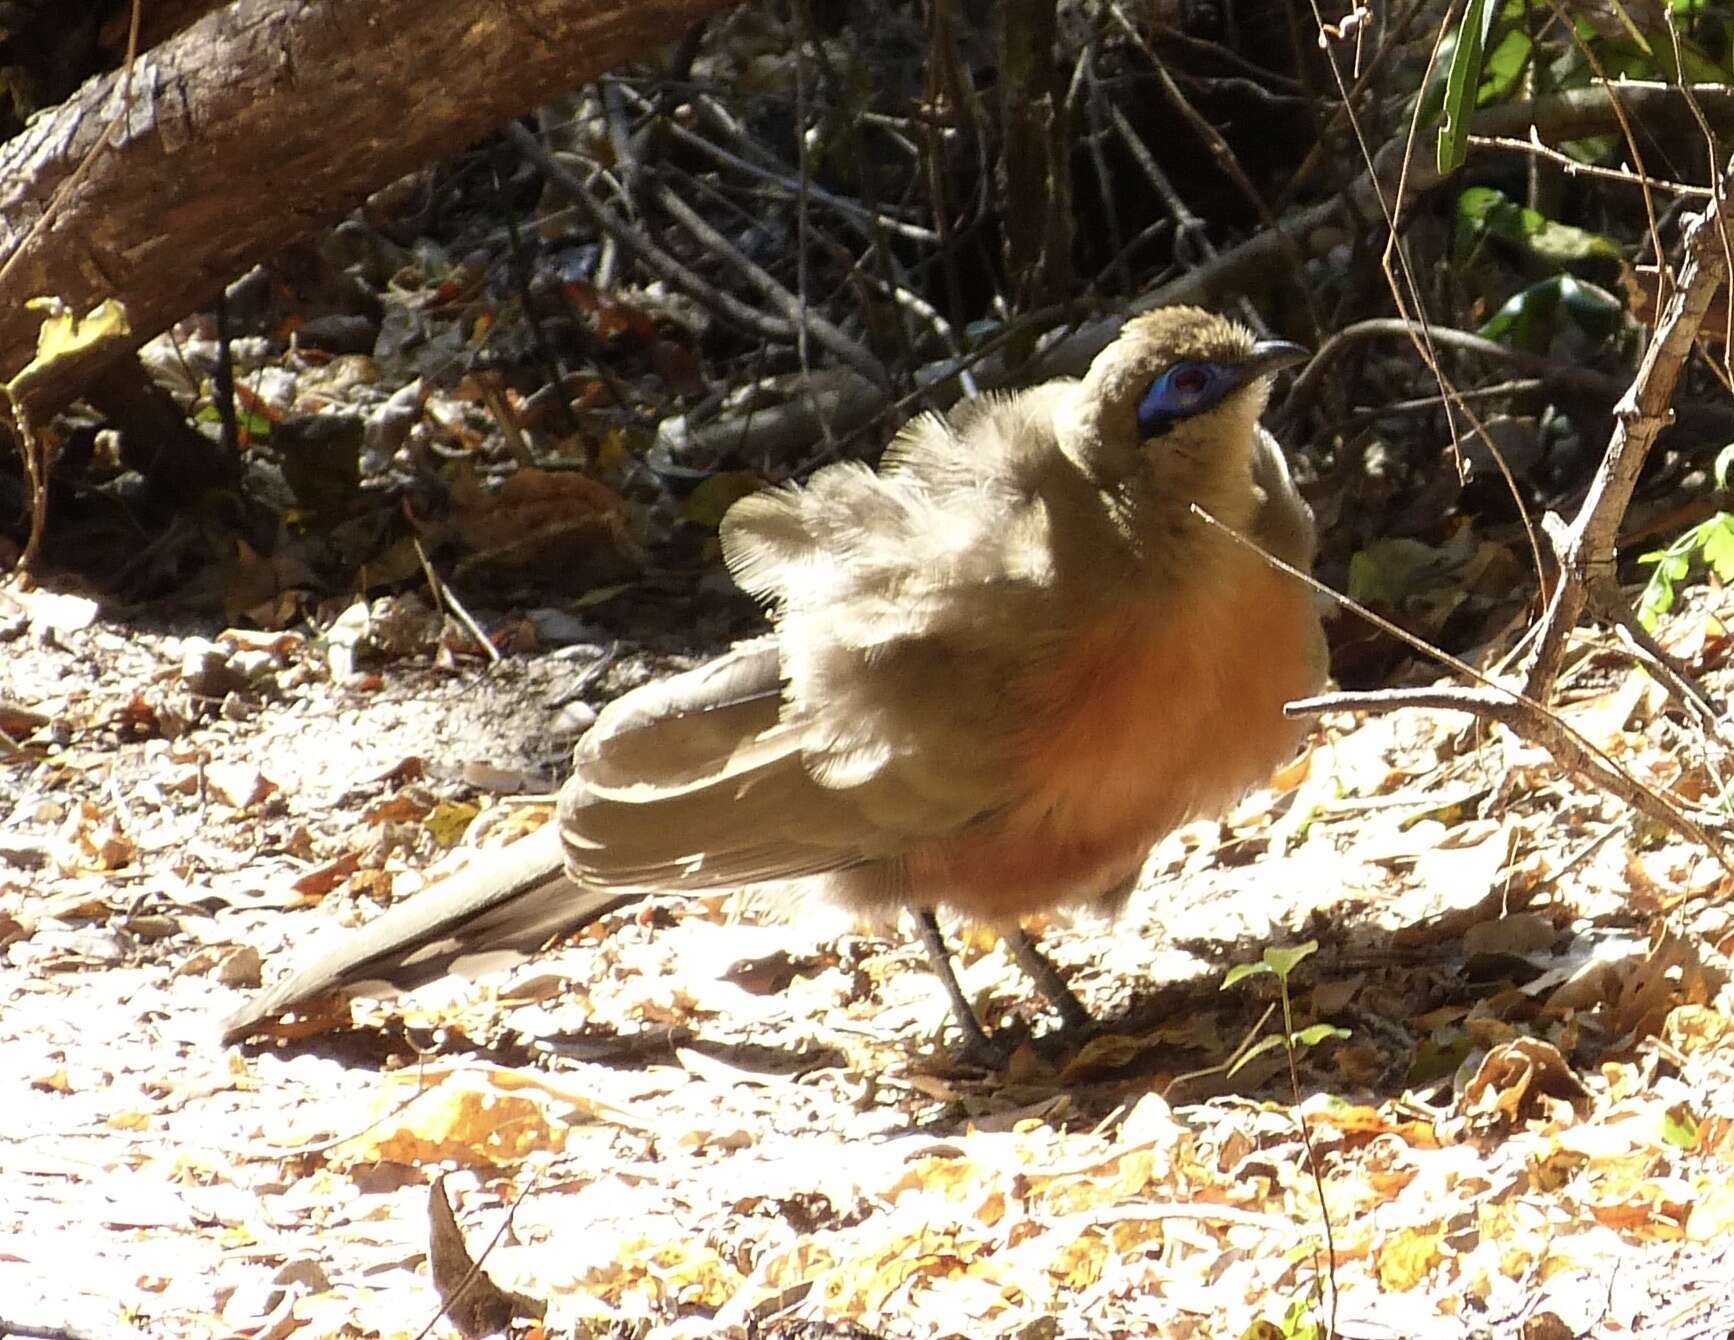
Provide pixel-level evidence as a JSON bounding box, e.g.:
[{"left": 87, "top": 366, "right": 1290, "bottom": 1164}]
[{"left": 427, "top": 1174, "right": 543, "bottom": 1336}]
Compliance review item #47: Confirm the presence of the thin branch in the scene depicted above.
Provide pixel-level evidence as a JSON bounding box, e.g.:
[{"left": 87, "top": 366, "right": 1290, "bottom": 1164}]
[
  {"left": 1285, "top": 318, "right": 1671, "bottom": 419},
  {"left": 1468, "top": 130, "right": 1713, "bottom": 197},
  {"left": 505, "top": 122, "right": 804, "bottom": 347},
  {"left": 1290, "top": 683, "right": 1730, "bottom": 868},
  {"left": 1104, "top": 0, "right": 1317, "bottom": 328},
  {"left": 1523, "top": 163, "right": 1734, "bottom": 698},
  {"left": 1189, "top": 504, "right": 1734, "bottom": 874},
  {"left": 615, "top": 85, "right": 940, "bottom": 242},
  {"left": 647, "top": 176, "right": 887, "bottom": 386},
  {"left": 412, "top": 536, "right": 501, "bottom": 665}
]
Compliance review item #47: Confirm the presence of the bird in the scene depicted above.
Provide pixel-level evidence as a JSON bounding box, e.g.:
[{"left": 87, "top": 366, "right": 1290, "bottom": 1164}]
[{"left": 223, "top": 306, "right": 1327, "bottom": 1057}]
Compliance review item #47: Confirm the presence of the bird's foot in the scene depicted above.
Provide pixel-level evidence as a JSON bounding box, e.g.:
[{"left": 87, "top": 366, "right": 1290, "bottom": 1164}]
[
  {"left": 915, "top": 907, "right": 1009, "bottom": 1067},
  {"left": 1006, "top": 927, "right": 1098, "bottom": 1037},
  {"left": 948, "top": 1018, "right": 1011, "bottom": 1070}
]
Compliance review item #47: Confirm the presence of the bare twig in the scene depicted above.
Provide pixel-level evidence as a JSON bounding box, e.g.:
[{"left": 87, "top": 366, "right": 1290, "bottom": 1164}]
[
  {"left": 1523, "top": 165, "right": 1734, "bottom": 699},
  {"left": 646, "top": 176, "right": 887, "bottom": 387},
  {"left": 1088, "top": 217, "right": 1176, "bottom": 294},
  {"left": 1104, "top": 100, "right": 1214, "bottom": 269},
  {"left": 1468, "top": 131, "right": 1712, "bottom": 198},
  {"left": 1190, "top": 504, "right": 1734, "bottom": 874},
  {"left": 1275, "top": 0, "right": 1432, "bottom": 209},
  {"left": 1284, "top": 318, "right": 1674, "bottom": 421},
  {"left": 505, "top": 122, "right": 804, "bottom": 348},
  {"left": 1607, "top": 603, "right": 1722, "bottom": 728},
  {"left": 615, "top": 85, "right": 939, "bottom": 242},
  {"left": 1290, "top": 683, "right": 1729, "bottom": 868},
  {"left": 1080, "top": 45, "right": 1132, "bottom": 293},
  {"left": 412, "top": 536, "right": 501, "bottom": 665},
  {"left": 1105, "top": 1, "right": 1317, "bottom": 329}
]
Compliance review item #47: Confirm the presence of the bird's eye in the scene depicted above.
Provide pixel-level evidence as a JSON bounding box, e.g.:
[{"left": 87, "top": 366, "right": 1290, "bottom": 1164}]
[{"left": 1136, "top": 361, "right": 1228, "bottom": 437}]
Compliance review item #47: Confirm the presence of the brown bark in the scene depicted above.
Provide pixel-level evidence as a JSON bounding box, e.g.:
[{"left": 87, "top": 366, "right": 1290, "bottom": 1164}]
[
  {"left": 0, "top": 0, "right": 739, "bottom": 423},
  {"left": 996, "top": 0, "right": 1073, "bottom": 313}
]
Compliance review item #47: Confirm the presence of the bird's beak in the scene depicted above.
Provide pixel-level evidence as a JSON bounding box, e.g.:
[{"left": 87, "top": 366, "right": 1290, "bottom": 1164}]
[{"left": 1246, "top": 338, "right": 1310, "bottom": 378}]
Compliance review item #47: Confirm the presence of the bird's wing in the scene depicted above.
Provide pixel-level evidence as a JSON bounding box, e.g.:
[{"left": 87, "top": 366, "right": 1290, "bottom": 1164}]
[
  {"left": 222, "top": 584, "right": 1014, "bottom": 1038},
  {"left": 562, "top": 394, "right": 1100, "bottom": 897},
  {"left": 558, "top": 636, "right": 898, "bottom": 888},
  {"left": 573, "top": 636, "right": 786, "bottom": 794},
  {"left": 1247, "top": 424, "right": 1317, "bottom": 570},
  {"left": 723, "top": 399, "right": 1085, "bottom": 822}
]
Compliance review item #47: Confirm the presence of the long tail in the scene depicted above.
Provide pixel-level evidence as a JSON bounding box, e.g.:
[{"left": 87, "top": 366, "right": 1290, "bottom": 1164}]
[{"left": 221, "top": 824, "right": 642, "bottom": 1041}]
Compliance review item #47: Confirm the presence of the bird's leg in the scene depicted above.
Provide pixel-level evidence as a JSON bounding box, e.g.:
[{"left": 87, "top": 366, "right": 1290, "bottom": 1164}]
[
  {"left": 1006, "top": 927, "right": 1096, "bottom": 1034},
  {"left": 914, "top": 907, "right": 1003, "bottom": 1062}
]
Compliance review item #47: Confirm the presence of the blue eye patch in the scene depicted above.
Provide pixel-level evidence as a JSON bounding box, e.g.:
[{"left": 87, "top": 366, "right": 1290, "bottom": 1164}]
[{"left": 1135, "top": 361, "right": 1234, "bottom": 438}]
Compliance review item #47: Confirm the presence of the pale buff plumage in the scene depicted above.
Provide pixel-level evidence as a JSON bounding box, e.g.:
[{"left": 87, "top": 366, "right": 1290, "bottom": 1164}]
[{"left": 225, "top": 307, "right": 1325, "bottom": 1046}]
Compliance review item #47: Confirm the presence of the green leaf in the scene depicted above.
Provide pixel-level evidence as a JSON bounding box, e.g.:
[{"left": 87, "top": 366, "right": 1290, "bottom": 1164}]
[
  {"left": 1456, "top": 186, "right": 1623, "bottom": 264},
  {"left": 1600, "top": 0, "right": 1658, "bottom": 57},
  {"left": 6, "top": 297, "right": 131, "bottom": 406},
  {"left": 1477, "top": 275, "right": 1625, "bottom": 352},
  {"left": 1477, "top": 278, "right": 1562, "bottom": 352},
  {"left": 1636, "top": 514, "right": 1734, "bottom": 630},
  {"left": 1662, "top": 1104, "right": 1700, "bottom": 1149},
  {"left": 1407, "top": 1031, "right": 1473, "bottom": 1085},
  {"left": 1671, "top": 36, "right": 1732, "bottom": 82},
  {"left": 1438, "top": 0, "right": 1499, "bottom": 173},
  {"left": 1477, "top": 27, "right": 1534, "bottom": 103},
  {"left": 1223, "top": 961, "right": 1274, "bottom": 990},
  {"left": 1561, "top": 134, "right": 1621, "bottom": 164},
  {"left": 1597, "top": 40, "right": 1658, "bottom": 81},
  {"left": 1699, "top": 515, "right": 1734, "bottom": 582},
  {"left": 1661, "top": 545, "right": 1697, "bottom": 579},
  {"left": 1415, "top": 27, "right": 1459, "bottom": 130},
  {"left": 1346, "top": 547, "right": 1390, "bottom": 605},
  {"left": 1556, "top": 275, "right": 1627, "bottom": 334},
  {"left": 1262, "top": 941, "right": 1319, "bottom": 979},
  {"left": 1282, "top": 1295, "right": 1323, "bottom": 1340},
  {"left": 679, "top": 470, "right": 763, "bottom": 529},
  {"left": 1638, "top": 537, "right": 1699, "bottom": 628},
  {"left": 571, "top": 582, "right": 634, "bottom": 609},
  {"left": 1639, "top": 582, "right": 1674, "bottom": 630},
  {"left": 1292, "top": 1023, "right": 1351, "bottom": 1048},
  {"left": 194, "top": 403, "right": 274, "bottom": 440},
  {"left": 1226, "top": 1033, "right": 1288, "bottom": 1077},
  {"left": 1597, "top": 0, "right": 1734, "bottom": 80}
]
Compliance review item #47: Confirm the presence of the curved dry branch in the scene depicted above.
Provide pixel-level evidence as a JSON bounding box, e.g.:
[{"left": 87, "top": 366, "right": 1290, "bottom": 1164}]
[
  {"left": 1289, "top": 685, "right": 1731, "bottom": 872},
  {"left": 1191, "top": 504, "right": 1734, "bottom": 877},
  {"left": 1522, "top": 162, "right": 1734, "bottom": 700}
]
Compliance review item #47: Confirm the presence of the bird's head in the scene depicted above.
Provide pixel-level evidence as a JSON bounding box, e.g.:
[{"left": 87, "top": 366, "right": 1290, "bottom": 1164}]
[{"left": 1063, "top": 306, "right": 1306, "bottom": 516}]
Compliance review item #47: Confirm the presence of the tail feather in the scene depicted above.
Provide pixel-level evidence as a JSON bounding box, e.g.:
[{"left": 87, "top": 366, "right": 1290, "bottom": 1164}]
[{"left": 220, "top": 825, "right": 634, "bottom": 1041}]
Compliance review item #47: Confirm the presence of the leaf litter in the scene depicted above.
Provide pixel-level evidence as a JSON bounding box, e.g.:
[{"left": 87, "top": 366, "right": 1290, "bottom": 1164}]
[{"left": 7, "top": 575, "right": 1734, "bottom": 1338}]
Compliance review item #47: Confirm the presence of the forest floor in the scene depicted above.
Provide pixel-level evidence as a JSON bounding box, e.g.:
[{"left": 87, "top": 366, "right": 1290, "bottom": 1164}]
[{"left": 6, "top": 568, "right": 1734, "bottom": 1340}]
